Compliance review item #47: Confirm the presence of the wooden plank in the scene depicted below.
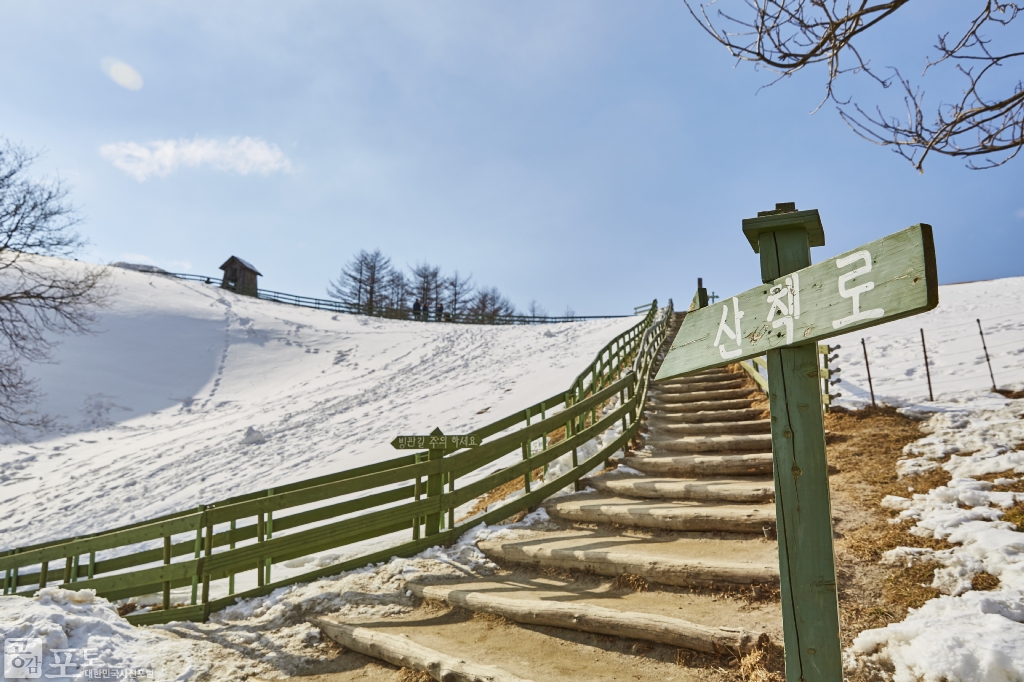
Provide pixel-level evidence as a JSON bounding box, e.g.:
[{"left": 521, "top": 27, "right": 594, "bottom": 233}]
[
  {"left": 202, "top": 495, "right": 443, "bottom": 575},
  {"left": 60, "top": 558, "right": 198, "bottom": 595},
  {"left": 0, "top": 513, "right": 204, "bottom": 572},
  {"left": 447, "top": 375, "right": 632, "bottom": 476},
  {"left": 656, "top": 224, "right": 938, "bottom": 381},
  {"left": 205, "top": 459, "right": 441, "bottom": 525}
]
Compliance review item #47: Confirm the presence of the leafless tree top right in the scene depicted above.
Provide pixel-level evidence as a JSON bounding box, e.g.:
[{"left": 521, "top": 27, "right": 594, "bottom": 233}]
[{"left": 686, "top": 1, "right": 1023, "bottom": 171}]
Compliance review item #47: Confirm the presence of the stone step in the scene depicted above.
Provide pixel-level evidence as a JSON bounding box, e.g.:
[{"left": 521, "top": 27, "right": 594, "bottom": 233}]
[
  {"left": 624, "top": 452, "right": 774, "bottom": 476},
  {"left": 478, "top": 528, "right": 779, "bottom": 587},
  {"left": 584, "top": 473, "right": 774, "bottom": 503},
  {"left": 649, "top": 398, "right": 760, "bottom": 413},
  {"left": 405, "top": 581, "right": 769, "bottom": 655},
  {"left": 643, "top": 433, "right": 774, "bottom": 454},
  {"left": 655, "top": 368, "right": 737, "bottom": 385},
  {"left": 652, "top": 379, "right": 748, "bottom": 394},
  {"left": 650, "top": 387, "right": 759, "bottom": 404},
  {"left": 648, "top": 420, "right": 771, "bottom": 436},
  {"left": 545, "top": 493, "right": 775, "bottom": 534},
  {"left": 645, "top": 408, "right": 766, "bottom": 424}
]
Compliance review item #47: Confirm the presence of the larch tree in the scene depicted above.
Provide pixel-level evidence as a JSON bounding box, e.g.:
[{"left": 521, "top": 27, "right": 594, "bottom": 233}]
[{"left": 328, "top": 249, "right": 392, "bottom": 313}]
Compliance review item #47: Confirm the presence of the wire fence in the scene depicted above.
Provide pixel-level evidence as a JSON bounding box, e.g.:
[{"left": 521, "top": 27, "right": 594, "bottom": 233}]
[
  {"left": 836, "top": 311, "right": 1024, "bottom": 402},
  {"left": 164, "top": 273, "right": 632, "bottom": 325}
]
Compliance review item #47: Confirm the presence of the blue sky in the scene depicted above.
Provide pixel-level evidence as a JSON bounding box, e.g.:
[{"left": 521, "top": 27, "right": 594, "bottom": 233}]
[{"left": 1, "top": 1, "right": 1021, "bottom": 315}]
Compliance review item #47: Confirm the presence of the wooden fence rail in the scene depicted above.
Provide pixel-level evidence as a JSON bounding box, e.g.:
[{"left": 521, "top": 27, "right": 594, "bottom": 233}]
[
  {"left": 2, "top": 300, "right": 672, "bottom": 627},
  {"left": 165, "top": 272, "right": 636, "bottom": 325}
]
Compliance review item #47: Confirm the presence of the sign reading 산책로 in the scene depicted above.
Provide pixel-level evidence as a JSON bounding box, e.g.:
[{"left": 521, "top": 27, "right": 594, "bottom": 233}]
[
  {"left": 390, "top": 434, "right": 480, "bottom": 451},
  {"left": 656, "top": 223, "right": 938, "bottom": 382}
]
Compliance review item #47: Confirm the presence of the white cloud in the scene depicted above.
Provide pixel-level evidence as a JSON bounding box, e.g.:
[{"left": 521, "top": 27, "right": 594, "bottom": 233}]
[
  {"left": 101, "top": 57, "right": 144, "bottom": 91},
  {"left": 99, "top": 137, "right": 293, "bottom": 182}
]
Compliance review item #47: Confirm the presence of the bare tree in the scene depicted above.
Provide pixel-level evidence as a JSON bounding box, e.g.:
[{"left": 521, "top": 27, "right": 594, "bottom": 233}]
[
  {"left": 469, "top": 286, "right": 517, "bottom": 323},
  {"left": 563, "top": 305, "right": 576, "bottom": 320},
  {"left": 444, "top": 270, "right": 475, "bottom": 316},
  {"left": 328, "top": 249, "right": 392, "bottom": 314},
  {"left": 0, "top": 140, "right": 108, "bottom": 427},
  {"left": 686, "top": 1, "right": 1024, "bottom": 170},
  {"left": 410, "top": 263, "right": 441, "bottom": 311},
  {"left": 527, "top": 300, "right": 548, "bottom": 318},
  {"left": 382, "top": 268, "right": 409, "bottom": 311}
]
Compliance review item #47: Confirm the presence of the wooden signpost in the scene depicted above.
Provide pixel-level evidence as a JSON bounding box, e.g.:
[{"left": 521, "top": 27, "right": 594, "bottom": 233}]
[
  {"left": 657, "top": 204, "right": 938, "bottom": 682},
  {"left": 392, "top": 428, "right": 480, "bottom": 537}
]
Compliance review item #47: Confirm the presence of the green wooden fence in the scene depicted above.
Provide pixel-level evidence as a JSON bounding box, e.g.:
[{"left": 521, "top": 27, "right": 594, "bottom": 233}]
[
  {"left": 1, "top": 300, "right": 671, "bottom": 626},
  {"left": 739, "top": 344, "right": 837, "bottom": 407}
]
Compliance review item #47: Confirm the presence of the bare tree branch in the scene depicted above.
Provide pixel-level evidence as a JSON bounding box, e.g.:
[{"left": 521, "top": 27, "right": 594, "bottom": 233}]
[
  {"left": 686, "top": 1, "right": 1024, "bottom": 170},
  {"left": 0, "top": 139, "right": 109, "bottom": 428}
]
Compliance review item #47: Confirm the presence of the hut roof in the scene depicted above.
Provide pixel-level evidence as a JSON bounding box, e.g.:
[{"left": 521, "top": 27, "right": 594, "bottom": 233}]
[{"left": 219, "top": 256, "right": 262, "bottom": 276}]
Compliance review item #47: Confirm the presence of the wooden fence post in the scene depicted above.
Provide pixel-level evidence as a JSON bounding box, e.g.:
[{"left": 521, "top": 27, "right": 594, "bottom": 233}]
[
  {"left": 424, "top": 429, "right": 445, "bottom": 537},
  {"left": 163, "top": 535, "right": 172, "bottom": 611},
  {"left": 191, "top": 505, "right": 205, "bottom": 604},
  {"left": 743, "top": 204, "right": 842, "bottom": 682}
]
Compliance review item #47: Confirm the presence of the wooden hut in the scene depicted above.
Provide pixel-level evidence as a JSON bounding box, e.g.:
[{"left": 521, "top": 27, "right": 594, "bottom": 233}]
[{"left": 219, "top": 256, "right": 261, "bottom": 297}]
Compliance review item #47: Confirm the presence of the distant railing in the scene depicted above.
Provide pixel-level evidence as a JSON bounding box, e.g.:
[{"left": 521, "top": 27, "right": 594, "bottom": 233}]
[
  {"left": 1, "top": 301, "right": 673, "bottom": 626},
  {"left": 165, "top": 273, "right": 633, "bottom": 324}
]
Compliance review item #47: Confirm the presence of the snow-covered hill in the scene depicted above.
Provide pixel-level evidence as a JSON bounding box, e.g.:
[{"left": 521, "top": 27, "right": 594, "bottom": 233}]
[
  {"left": 0, "top": 262, "right": 640, "bottom": 548},
  {"left": 830, "top": 275, "right": 1024, "bottom": 408}
]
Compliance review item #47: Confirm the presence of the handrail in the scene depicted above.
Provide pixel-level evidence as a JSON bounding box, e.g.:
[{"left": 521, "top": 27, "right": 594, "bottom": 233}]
[
  {"left": 1, "top": 299, "right": 673, "bottom": 627},
  {"left": 161, "top": 272, "right": 630, "bottom": 324}
]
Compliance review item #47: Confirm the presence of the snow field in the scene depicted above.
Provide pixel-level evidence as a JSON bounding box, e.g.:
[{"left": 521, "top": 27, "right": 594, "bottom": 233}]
[{"left": 0, "top": 259, "right": 640, "bottom": 551}]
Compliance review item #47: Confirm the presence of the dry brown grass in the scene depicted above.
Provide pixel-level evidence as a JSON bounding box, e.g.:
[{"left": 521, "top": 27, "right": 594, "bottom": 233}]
[
  {"left": 883, "top": 561, "right": 942, "bottom": 610},
  {"left": 612, "top": 573, "right": 650, "bottom": 592},
  {"left": 995, "top": 388, "right": 1024, "bottom": 399},
  {"left": 739, "top": 642, "right": 785, "bottom": 682},
  {"left": 471, "top": 610, "right": 513, "bottom": 628},
  {"left": 824, "top": 405, "right": 959, "bottom": 648},
  {"left": 972, "top": 572, "right": 1001, "bottom": 591},
  {"left": 393, "top": 668, "right": 433, "bottom": 682},
  {"left": 1003, "top": 501, "right": 1024, "bottom": 531}
]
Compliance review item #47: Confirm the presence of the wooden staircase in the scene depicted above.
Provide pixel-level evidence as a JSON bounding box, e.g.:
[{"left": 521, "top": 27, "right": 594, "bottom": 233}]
[{"left": 309, "top": 312, "right": 783, "bottom": 681}]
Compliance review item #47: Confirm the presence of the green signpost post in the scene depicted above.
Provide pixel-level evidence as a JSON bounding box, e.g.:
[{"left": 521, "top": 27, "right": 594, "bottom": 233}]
[
  {"left": 392, "top": 428, "right": 480, "bottom": 537},
  {"left": 656, "top": 203, "right": 938, "bottom": 682}
]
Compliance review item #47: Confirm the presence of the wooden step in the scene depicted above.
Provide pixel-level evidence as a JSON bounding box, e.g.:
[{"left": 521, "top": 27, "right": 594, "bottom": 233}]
[
  {"left": 624, "top": 452, "right": 774, "bottom": 476},
  {"left": 649, "top": 398, "right": 760, "bottom": 413},
  {"left": 545, "top": 494, "right": 774, "bottom": 533},
  {"left": 656, "top": 371, "right": 734, "bottom": 386},
  {"left": 645, "top": 408, "right": 766, "bottom": 424},
  {"left": 405, "top": 581, "right": 768, "bottom": 654},
  {"left": 643, "top": 433, "right": 774, "bottom": 453},
  {"left": 313, "top": 617, "right": 533, "bottom": 682},
  {"left": 651, "top": 379, "right": 748, "bottom": 393},
  {"left": 648, "top": 420, "right": 771, "bottom": 436},
  {"left": 478, "top": 529, "right": 779, "bottom": 587},
  {"left": 584, "top": 473, "right": 775, "bottom": 503},
  {"left": 650, "top": 388, "right": 759, "bottom": 404}
]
